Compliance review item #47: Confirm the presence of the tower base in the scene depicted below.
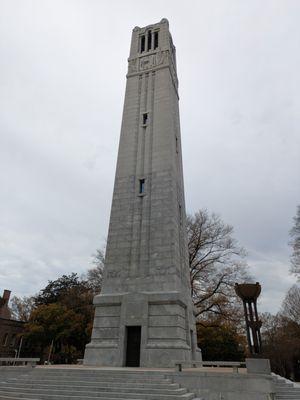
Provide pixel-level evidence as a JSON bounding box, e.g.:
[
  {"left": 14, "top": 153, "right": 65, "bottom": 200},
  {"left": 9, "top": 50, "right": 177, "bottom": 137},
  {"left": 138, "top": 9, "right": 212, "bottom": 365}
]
[{"left": 84, "top": 291, "right": 202, "bottom": 368}]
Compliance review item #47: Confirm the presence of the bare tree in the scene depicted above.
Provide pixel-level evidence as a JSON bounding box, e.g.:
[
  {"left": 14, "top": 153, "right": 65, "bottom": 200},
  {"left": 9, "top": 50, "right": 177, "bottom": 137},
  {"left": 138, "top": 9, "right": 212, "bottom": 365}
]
[
  {"left": 89, "top": 211, "right": 249, "bottom": 324},
  {"left": 187, "top": 209, "right": 250, "bottom": 323},
  {"left": 10, "top": 295, "right": 35, "bottom": 322},
  {"left": 84, "top": 249, "right": 105, "bottom": 294},
  {"left": 281, "top": 284, "right": 300, "bottom": 323},
  {"left": 261, "top": 287, "right": 300, "bottom": 380},
  {"left": 290, "top": 205, "right": 300, "bottom": 277}
]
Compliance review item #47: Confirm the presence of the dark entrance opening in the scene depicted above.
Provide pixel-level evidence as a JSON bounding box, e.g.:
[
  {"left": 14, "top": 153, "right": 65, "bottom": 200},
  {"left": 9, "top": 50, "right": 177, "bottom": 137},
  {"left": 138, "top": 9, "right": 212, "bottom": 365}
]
[{"left": 125, "top": 326, "right": 141, "bottom": 367}]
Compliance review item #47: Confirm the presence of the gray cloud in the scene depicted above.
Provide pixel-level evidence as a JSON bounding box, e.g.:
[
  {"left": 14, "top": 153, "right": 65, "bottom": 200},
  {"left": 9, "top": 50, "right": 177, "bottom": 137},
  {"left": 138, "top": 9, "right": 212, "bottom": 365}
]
[{"left": 0, "top": 0, "right": 299, "bottom": 313}]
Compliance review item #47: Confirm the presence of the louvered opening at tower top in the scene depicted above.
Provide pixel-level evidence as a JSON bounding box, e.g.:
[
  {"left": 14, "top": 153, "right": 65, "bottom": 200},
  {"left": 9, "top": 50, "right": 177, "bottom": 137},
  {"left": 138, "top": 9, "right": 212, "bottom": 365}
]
[{"left": 139, "top": 30, "right": 159, "bottom": 53}]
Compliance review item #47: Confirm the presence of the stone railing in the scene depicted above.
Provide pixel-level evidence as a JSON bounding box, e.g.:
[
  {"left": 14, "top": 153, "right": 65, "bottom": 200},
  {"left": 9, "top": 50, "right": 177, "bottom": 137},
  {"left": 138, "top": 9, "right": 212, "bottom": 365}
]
[
  {"left": 0, "top": 357, "right": 40, "bottom": 367},
  {"left": 175, "top": 360, "right": 246, "bottom": 373},
  {"left": 175, "top": 358, "right": 271, "bottom": 375}
]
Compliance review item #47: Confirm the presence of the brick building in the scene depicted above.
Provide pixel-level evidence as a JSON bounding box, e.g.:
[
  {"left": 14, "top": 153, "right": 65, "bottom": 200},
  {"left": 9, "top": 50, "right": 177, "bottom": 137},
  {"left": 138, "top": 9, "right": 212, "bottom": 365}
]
[{"left": 0, "top": 290, "right": 24, "bottom": 357}]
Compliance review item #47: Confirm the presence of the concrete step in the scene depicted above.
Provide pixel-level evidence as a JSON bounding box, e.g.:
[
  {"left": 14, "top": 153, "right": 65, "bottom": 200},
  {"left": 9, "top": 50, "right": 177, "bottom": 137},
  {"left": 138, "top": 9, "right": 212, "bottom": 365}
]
[
  {"left": 0, "top": 394, "right": 143, "bottom": 400},
  {"left": 0, "top": 386, "right": 195, "bottom": 400},
  {"left": 0, "top": 384, "right": 187, "bottom": 396},
  {"left": 273, "top": 376, "right": 300, "bottom": 400},
  {"left": 5, "top": 378, "right": 172, "bottom": 385},
  {"left": 29, "top": 376, "right": 169, "bottom": 381},
  {"left": 0, "top": 368, "right": 196, "bottom": 400},
  {"left": 5, "top": 375, "right": 173, "bottom": 386},
  {"left": 25, "top": 374, "right": 171, "bottom": 383},
  {"left": 275, "top": 382, "right": 299, "bottom": 386},
  {"left": 0, "top": 387, "right": 194, "bottom": 400},
  {"left": 29, "top": 374, "right": 165, "bottom": 379},
  {"left": 276, "top": 384, "right": 295, "bottom": 388},
  {"left": 0, "top": 396, "right": 37, "bottom": 400},
  {"left": 5, "top": 379, "right": 180, "bottom": 390},
  {"left": 33, "top": 370, "right": 166, "bottom": 377},
  {"left": 7, "top": 374, "right": 171, "bottom": 381}
]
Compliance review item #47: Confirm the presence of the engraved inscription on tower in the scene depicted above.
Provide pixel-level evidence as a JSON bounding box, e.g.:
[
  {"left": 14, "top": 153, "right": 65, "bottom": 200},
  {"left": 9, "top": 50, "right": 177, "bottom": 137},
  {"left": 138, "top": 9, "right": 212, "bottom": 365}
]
[{"left": 84, "top": 18, "right": 202, "bottom": 367}]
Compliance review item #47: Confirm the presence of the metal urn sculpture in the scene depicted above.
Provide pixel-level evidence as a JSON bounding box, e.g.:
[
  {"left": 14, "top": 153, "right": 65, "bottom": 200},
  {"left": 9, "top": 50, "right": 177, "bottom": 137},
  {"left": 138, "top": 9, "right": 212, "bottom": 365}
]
[{"left": 235, "top": 282, "right": 262, "bottom": 355}]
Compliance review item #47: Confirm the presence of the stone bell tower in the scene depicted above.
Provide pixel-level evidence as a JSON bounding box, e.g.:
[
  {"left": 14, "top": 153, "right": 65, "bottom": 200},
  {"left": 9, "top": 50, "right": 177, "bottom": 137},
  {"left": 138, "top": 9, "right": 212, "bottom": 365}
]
[{"left": 84, "top": 18, "right": 201, "bottom": 367}]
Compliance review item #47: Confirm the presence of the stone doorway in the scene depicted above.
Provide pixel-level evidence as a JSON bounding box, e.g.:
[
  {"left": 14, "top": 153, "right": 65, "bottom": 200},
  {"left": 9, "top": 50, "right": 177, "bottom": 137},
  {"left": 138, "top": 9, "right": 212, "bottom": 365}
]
[{"left": 125, "top": 326, "right": 141, "bottom": 367}]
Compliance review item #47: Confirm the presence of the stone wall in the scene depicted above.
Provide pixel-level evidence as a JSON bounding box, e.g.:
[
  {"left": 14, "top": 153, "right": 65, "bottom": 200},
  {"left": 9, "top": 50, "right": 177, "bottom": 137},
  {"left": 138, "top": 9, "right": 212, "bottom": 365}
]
[{"left": 167, "top": 371, "right": 275, "bottom": 400}]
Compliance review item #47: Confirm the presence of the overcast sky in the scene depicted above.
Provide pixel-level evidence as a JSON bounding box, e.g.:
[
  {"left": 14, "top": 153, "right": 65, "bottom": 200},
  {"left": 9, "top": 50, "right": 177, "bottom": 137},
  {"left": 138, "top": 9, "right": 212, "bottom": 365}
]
[{"left": 0, "top": 0, "right": 299, "bottom": 314}]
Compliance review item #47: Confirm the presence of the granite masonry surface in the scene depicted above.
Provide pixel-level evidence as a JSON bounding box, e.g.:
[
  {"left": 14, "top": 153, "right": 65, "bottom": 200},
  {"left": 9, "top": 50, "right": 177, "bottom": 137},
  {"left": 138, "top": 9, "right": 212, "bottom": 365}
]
[{"left": 84, "top": 19, "right": 201, "bottom": 367}]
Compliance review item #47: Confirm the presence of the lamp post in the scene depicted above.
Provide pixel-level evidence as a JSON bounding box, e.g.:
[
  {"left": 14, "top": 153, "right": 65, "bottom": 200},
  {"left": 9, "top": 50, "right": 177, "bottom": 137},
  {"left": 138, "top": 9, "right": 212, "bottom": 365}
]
[
  {"left": 13, "top": 349, "right": 17, "bottom": 366},
  {"left": 17, "top": 336, "right": 23, "bottom": 358},
  {"left": 47, "top": 339, "right": 54, "bottom": 365}
]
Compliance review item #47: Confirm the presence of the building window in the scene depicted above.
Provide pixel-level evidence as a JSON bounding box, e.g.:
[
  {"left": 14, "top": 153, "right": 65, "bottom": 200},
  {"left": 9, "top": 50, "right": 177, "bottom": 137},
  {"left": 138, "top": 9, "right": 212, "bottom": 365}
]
[
  {"left": 139, "top": 179, "right": 145, "bottom": 194},
  {"left": 154, "top": 31, "right": 159, "bottom": 49},
  {"left": 10, "top": 334, "right": 16, "bottom": 347},
  {"left": 147, "top": 30, "right": 152, "bottom": 51},
  {"left": 140, "top": 35, "right": 145, "bottom": 53},
  {"left": 142, "top": 113, "right": 148, "bottom": 125},
  {"left": 175, "top": 137, "right": 179, "bottom": 153},
  {"left": 179, "top": 204, "right": 182, "bottom": 225},
  {"left": 2, "top": 333, "right": 8, "bottom": 347}
]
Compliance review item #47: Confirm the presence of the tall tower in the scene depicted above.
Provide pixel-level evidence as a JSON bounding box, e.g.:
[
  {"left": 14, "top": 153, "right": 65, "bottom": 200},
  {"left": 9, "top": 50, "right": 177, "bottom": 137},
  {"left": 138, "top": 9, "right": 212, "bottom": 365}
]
[{"left": 84, "top": 19, "right": 201, "bottom": 367}]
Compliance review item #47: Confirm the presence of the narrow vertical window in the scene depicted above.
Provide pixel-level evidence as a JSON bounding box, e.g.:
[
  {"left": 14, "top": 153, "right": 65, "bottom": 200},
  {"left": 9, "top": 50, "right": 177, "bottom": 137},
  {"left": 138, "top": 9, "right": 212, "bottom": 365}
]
[
  {"left": 140, "top": 36, "right": 145, "bottom": 53},
  {"left": 10, "top": 334, "right": 16, "bottom": 347},
  {"left": 179, "top": 204, "right": 182, "bottom": 225},
  {"left": 175, "top": 137, "right": 179, "bottom": 153},
  {"left": 154, "top": 31, "right": 159, "bottom": 49},
  {"left": 147, "top": 31, "right": 152, "bottom": 51},
  {"left": 142, "top": 113, "right": 148, "bottom": 125},
  {"left": 139, "top": 179, "right": 145, "bottom": 194}
]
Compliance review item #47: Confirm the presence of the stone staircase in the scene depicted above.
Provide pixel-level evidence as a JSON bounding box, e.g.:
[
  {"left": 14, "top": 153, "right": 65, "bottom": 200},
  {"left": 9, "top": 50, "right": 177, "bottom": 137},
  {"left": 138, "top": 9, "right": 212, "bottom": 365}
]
[
  {"left": 273, "top": 375, "right": 300, "bottom": 399},
  {"left": 0, "top": 368, "right": 197, "bottom": 400}
]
